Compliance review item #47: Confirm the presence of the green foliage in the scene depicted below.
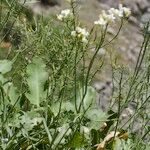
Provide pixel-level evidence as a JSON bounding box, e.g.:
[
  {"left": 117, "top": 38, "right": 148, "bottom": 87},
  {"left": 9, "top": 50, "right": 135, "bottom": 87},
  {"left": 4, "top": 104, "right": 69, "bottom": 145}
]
[
  {"left": 0, "top": 60, "right": 12, "bottom": 74},
  {"left": 26, "top": 57, "right": 48, "bottom": 107},
  {"left": 77, "top": 86, "right": 97, "bottom": 111},
  {"left": 67, "top": 132, "right": 85, "bottom": 148},
  {"left": 86, "top": 108, "right": 107, "bottom": 130},
  {"left": 0, "top": 0, "right": 149, "bottom": 150}
]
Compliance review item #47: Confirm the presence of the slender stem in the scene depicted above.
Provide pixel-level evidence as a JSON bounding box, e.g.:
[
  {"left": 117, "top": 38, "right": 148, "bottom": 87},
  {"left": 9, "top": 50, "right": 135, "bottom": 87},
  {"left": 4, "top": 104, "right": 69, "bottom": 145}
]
[
  {"left": 123, "top": 25, "right": 150, "bottom": 108},
  {"left": 113, "top": 69, "right": 123, "bottom": 141},
  {"left": 78, "top": 25, "right": 108, "bottom": 112}
]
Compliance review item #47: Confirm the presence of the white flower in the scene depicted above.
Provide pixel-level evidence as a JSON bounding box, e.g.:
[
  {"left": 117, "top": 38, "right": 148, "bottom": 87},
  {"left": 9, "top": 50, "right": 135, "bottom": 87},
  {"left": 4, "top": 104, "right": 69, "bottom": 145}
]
[
  {"left": 106, "top": 14, "right": 116, "bottom": 22},
  {"left": 101, "top": 10, "right": 115, "bottom": 23},
  {"left": 57, "top": 9, "right": 73, "bottom": 21},
  {"left": 123, "top": 7, "right": 131, "bottom": 17},
  {"left": 94, "top": 4, "right": 131, "bottom": 26},
  {"left": 119, "top": 4, "right": 131, "bottom": 17},
  {"left": 76, "top": 27, "right": 89, "bottom": 37},
  {"left": 82, "top": 29, "right": 89, "bottom": 37},
  {"left": 82, "top": 37, "right": 88, "bottom": 44},
  {"left": 71, "top": 26, "right": 89, "bottom": 44},
  {"left": 71, "top": 31, "right": 76, "bottom": 37},
  {"left": 57, "top": 14, "right": 63, "bottom": 21},
  {"left": 61, "top": 9, "right": 71, "bottom": 17},
  {"left": 76, "top": 26, "right": 83, "bottom": 33},
  {"left": 94, "top": 10, "right": 115, "bottom": 27},
  {"left": 94, "top": 17, "right": 107, "bottom": 26},
  {"left": 108, "top": 8, "right": 123, "bottom": 18}
]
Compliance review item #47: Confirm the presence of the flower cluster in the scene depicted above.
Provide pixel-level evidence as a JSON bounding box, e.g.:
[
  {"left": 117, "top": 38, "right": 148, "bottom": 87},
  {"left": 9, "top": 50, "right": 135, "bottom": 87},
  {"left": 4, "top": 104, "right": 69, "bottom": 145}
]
[
  {"left": 57, "top": 9, "right": 73, "bottom": 21},
  {"left": 71, "top": 27, "right": 89, "bottom": 43},
  {"left": 94, "top": 4, "right": 131, "bottom": 27}
]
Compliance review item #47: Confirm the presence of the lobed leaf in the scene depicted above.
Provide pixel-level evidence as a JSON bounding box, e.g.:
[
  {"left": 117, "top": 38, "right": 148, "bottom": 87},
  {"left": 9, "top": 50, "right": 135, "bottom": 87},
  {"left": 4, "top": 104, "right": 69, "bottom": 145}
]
[{"left": 26, "top": 57, "right": 48, "bottom": 107}]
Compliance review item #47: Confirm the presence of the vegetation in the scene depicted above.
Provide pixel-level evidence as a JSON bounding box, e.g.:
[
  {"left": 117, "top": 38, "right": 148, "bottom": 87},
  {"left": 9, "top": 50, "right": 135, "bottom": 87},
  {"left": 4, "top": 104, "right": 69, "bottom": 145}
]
[{"left": 0, "top": 0, "right": 149, "bottom": 149}]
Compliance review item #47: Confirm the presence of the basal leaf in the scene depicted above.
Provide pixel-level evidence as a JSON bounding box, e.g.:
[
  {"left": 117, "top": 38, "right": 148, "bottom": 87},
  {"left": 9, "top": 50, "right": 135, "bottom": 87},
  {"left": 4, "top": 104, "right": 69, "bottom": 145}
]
[
  {"left": 26, "top": 57, "right": 48, "bottom": 107},
  {"left": 8, "top": 84, "right": 20, "bottom": 106},
  {"left": 86, "top": 108, "right": 108, "bottom": 130},
  {"left": 0, "top": 59, "right": 12, "bottom": 74}
]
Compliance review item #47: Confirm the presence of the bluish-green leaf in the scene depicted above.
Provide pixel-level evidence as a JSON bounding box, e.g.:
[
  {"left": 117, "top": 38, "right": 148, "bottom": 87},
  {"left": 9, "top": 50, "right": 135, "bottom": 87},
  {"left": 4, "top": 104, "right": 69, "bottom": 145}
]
[
  {"left": 86, "top": 108, "right": 108, "bottom": 130},
  {"left": 8, "top": 84, "right": 20, "bottom": 106},
  {"left": 26, "top": 57, "right": 48, "bottom": 107},
  {"left": 0, "top": 60, "right": 12, "bottom": 74}
]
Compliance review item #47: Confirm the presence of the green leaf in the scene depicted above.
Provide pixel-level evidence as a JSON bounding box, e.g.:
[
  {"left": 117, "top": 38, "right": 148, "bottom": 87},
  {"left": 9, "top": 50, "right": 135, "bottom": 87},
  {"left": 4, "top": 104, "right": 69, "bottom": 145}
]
[
  {"left": 0, "top": 74, "right": 6, "bottom": 83},
  {"left": 51, "top": 101, "right": 75, "bottom": 117},
  {"left": 26, "top": 57, "right": 48, "bottom": 106},
  {"left": 77, "top": 86, "right": 96, "bottom": 111},
  {"left": 86, "top": 108, "right": 108, "bottom": 130},
  {"left": 67, "top": 132, "right": 85, "bottom": 148},
  {"left": 113, "top": 138, "right": 122, "bottom": 150},
  {"left": 0, "top": 59, "right": 12, "bottom": 74},
  {"left": 0, "top": 73, "right": 19, "bottom": 106},
  {"left": 145, "top": 145, "right": 150, "bottom": 150},
  {"left": 8, "top": 84, "right": 20, "bottom": 106},
  {"left": 51, "top": 102, "right": 60, "bottom": 116}
]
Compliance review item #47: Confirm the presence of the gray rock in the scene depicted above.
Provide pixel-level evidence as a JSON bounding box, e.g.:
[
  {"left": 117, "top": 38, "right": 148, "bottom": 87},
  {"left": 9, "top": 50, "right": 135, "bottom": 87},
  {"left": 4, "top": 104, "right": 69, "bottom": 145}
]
[{"left": 141, "top": 13, "right": 150, "bottom": 23}]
